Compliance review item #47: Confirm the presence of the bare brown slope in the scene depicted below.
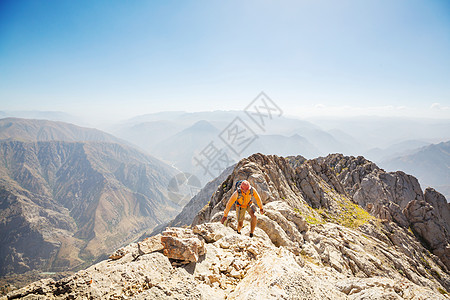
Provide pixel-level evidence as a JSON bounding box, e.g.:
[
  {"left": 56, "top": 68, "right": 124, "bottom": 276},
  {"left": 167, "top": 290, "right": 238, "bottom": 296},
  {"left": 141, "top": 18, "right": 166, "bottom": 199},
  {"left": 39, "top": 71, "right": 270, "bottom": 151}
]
[{"left": 0, "top": 140, "right": 179, "bottom": 277}]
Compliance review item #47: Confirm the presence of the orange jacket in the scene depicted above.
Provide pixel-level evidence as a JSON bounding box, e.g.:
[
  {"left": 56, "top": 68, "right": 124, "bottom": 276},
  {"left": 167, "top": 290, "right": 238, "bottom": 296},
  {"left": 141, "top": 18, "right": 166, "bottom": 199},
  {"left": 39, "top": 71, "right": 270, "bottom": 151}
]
[{"left": 223, "top": 188, "right": 263, "bottom": 217}]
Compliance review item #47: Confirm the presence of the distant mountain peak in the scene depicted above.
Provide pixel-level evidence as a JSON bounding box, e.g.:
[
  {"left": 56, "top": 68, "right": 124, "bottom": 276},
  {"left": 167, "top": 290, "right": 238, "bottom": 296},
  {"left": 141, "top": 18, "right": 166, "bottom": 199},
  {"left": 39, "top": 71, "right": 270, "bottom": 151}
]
[{"left": 187, "top": 120, "right": 218, "bottom": 132}]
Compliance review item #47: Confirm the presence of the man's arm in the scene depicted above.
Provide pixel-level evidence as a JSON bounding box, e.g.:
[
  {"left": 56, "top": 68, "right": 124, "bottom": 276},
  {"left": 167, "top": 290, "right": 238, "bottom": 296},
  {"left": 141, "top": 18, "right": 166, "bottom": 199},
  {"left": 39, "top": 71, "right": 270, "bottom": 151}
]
[
  {"left": 253, "top": 189, "right": 264, "bottom": 214},
  {"left": 221, "top": 191, "right": 237, "bottom": 223}
]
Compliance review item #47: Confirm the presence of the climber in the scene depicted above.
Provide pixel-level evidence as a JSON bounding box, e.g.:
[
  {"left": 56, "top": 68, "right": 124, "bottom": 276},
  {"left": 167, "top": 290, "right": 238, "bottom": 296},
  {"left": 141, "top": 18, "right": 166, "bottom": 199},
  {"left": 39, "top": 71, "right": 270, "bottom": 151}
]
[{"left": 221, "top": 180, "right": 264, "bottom": 237}]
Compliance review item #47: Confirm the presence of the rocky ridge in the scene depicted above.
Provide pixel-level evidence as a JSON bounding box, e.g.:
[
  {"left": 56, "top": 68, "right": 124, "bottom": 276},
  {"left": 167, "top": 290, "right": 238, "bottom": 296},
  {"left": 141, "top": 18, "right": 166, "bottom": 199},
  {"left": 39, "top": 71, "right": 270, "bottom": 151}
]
[
  {"left": 195, "top": 153, "right": 449, "bottom": 271},
  {"left": 4, "top": 153, "right": 450, "bottom": 299}
]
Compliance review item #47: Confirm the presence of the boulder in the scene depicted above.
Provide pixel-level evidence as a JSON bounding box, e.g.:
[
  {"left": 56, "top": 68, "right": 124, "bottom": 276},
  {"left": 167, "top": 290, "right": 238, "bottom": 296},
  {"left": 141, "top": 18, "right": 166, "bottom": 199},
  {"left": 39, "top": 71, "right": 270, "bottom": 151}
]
[
  {"left": 138, "top": 234, "right": 164, "bottom": 255},
  {"left": 424, "top": 188, "right": 450, "bottom": 233},
  {"left": 161, "top": 227, "right": 206, "bottom": 263},
  {"left": 193, "top": 222, "right": 235, "bottom": 243},
  {"left": 404, "top": 199, "right": 450, "bottom": 269}
]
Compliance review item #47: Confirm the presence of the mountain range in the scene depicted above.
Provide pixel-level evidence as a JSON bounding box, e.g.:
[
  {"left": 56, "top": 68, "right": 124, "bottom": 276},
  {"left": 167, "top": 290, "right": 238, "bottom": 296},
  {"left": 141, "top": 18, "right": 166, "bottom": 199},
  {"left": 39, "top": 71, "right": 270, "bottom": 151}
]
[
  {"left": 2, "top": 111, "right": 448, "bottom": 199},
  {"left": 111, "top": 112, "right": 355, "bottom": 185},
  {"left": 110, "top": 111, "right": 450, "bottom": 200},
  {"left": 0, "top": 118, "right": 122, "bottom": 143},
  {"left": 0, "top": 112, "right": 448, "bottom": 295},
  {"left": 0, "top": 118, "right": 181, "bottom": 281}
]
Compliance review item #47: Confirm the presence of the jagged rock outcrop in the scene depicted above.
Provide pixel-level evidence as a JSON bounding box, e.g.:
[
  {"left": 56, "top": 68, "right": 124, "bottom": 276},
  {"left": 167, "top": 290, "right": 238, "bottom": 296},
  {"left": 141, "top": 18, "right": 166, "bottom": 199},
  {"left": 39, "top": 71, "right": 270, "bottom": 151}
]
[
  {"left": 161, "top": 227, "right": 206, "bottom": 264},
  {"left": 424, "top": 188, "right": 450, "bottom": 233},
  {"left": 187, "top": 153, "right": 450, "bottom": 271},
  {"left": 320, "top": 154, "right": 423, "bottom": 225},
  {"left": 404, "top": 188, "right": 450, "bottom": 269},
  {"left": 321, "top": 154, "right": 450, "bottom": 268},
  {"left": 5, "top": 152, "right": 450, "bottom": 299},
  {"left": 191, "top": 153, "right": 450, "bottom": 293}
]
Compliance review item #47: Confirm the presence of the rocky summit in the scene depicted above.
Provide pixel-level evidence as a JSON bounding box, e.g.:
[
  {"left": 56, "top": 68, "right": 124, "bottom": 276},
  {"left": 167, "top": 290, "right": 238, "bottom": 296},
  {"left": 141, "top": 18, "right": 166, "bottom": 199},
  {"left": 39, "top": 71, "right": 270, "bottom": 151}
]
[{"left": 4, "top": 153, "right": 450, "bottom": 299}]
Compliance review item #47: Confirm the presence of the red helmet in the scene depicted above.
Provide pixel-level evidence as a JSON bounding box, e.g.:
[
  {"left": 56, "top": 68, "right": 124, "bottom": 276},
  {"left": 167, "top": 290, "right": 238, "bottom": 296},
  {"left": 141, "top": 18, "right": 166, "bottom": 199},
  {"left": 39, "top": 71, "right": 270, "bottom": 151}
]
[{"left": 240, "top": 180, "right": 250, "bottom": 192}]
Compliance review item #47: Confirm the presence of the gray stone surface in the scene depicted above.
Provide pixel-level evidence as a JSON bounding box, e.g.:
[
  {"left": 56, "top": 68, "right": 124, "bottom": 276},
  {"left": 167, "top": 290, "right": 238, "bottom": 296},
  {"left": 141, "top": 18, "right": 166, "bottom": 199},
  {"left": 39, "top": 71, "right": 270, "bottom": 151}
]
[{"left": 5, "top": 153, "right": 450, "bottom": 299}]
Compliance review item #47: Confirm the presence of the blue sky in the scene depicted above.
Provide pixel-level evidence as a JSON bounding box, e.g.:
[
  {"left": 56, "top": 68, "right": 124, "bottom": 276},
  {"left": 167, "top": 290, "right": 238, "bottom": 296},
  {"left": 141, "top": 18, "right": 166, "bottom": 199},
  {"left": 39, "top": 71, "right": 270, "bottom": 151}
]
[{"left": 0, "top": 0, "right": 449, "bottom": 120}]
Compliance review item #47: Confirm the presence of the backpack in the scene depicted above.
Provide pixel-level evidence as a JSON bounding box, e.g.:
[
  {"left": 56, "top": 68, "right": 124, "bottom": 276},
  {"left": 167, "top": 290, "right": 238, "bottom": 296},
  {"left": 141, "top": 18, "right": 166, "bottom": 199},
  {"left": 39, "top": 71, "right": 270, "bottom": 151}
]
[{"left": 235, "top": 180, "right": 254, "bottom": 207}]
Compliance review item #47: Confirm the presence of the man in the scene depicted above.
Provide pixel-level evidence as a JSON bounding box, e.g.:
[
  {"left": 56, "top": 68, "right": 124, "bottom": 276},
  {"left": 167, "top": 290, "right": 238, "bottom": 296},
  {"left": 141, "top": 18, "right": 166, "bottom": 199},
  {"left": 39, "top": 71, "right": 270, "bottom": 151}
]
[{"left": 221, "top": 180, "right": 264, "bottom": 237}]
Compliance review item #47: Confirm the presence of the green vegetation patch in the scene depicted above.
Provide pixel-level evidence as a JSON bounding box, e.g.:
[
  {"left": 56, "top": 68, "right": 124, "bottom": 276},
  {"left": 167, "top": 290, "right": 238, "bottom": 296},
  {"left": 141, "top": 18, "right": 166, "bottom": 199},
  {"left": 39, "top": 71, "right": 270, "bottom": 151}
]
[
  {"left": 321, "top": 181, "right": 375, "bottom": 228},
  {"left": 294, "top": 207, "right": 325, "bottom": 226},
  {"left": 294, "top": 194, "right": 374, "bottom": 229},
  {"left": 332, "top": 196, "right": 374, "bottom": 228}
]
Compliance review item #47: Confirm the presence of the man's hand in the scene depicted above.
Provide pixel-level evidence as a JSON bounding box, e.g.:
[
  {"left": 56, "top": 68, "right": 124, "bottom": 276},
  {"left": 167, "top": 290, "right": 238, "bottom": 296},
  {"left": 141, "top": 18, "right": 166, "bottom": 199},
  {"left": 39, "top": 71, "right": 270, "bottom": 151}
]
[
  {"left": 221, "top": 216, "right": 227, "bottom": 224},
  {"left": 260, "top": 208, "right": 264, "bottom": 215}
]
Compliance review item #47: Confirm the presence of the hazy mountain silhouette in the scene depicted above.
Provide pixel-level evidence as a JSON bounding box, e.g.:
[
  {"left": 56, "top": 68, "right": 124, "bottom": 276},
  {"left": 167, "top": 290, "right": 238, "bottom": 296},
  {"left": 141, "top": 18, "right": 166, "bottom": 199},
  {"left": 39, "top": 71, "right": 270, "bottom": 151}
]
[
  {"left": 150, "top": 120, "right": 222, "bottom": 182},
  {"left": 308, "top": 116, "right": 450, "bottom": 150},
  {"left": 107, "top": 112, "right": 450, "bottom": 201},
  {"left": 241, "top": 134, "right": 320, "bottom": 159},
  {"left": 112, "top": 111, "right": 354, "bottom": 183},
  {"left": 364, "top": 139, "right": 432, "bottom": 162},
  {"left": 381, "top": 141, "right": 450, "bottom": 200},
  {"left": 114, "top": 120, "right": 185, "bottom": 152},
  {"left": 0, "top": 111, "right": 85, "bottom": 126},
  {"left": 0, "top": 118, "right": 122, "bottom": 143}
]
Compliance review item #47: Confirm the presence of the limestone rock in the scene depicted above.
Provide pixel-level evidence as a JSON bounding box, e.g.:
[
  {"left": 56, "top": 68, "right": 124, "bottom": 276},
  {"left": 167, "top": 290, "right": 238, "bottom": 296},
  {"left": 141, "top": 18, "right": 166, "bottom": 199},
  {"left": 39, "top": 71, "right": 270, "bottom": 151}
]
[
  {"left": 256, "top": 214, "right": 296, "bottom": 248},
  {"left": 138, "top": 234, "right": 164, "bottom": 255},
  {"left": 228, "top": 248, "right": 341, "bottom": 299},
  {"left": 424, "top": 188, "right": 450, "bottom": 234},
  {"left": 161, "top": 227, "right": 206, "bottom": 263},
  {"left": 191, "top": 153, "right": 450, "bottom": 288},
  {"left": 404, "top": 199, "right": 450, "bottom": 269},
  {"left": 5, "top": 223, "right": 448, "bottom": 299},
  {"left": 109, "top": 243, "right": 139, "bottom": 261},
  {"left": 264, "top": 201, "right": 310, "bottom": 233},
  {"left": 335, "top": 277, "right": 445, "bottom": 300},
  {"left": 192, "top": 222, "right": 235, "bottom": 243}
]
